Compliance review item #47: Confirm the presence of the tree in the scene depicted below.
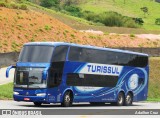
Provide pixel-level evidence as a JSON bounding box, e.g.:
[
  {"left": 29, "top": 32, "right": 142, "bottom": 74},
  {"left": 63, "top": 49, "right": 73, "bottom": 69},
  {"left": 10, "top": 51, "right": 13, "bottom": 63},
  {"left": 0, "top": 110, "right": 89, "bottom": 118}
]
[
  {"left": 40, "top": 0, "right": 60, "bottom": 8},
  {"left": 140, "top": 7, "right": 149, "bottom": 17},
  {"left": 155, "top": 18, "right": 160, "bottom": 25},
  {"left": 59, "top": 0, "right": 80, "bottom": 6},
  {"left": 133, "top": 18, "right": 144, "bottom": 25}
]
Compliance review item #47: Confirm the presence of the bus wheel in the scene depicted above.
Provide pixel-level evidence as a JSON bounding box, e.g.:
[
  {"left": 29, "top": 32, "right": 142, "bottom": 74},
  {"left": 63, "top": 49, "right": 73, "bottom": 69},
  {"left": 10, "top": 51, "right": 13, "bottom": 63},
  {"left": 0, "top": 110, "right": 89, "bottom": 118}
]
[
  {"left": 117, "top": 92, "right": 125, "bottom": 106},
  {"left": 62, "top": 91, "right": 73, "bottom": 107},
  {"left": 125, "top": 93, "right": 133, "bottom": 106},
  {"left": 34, "top": 102, "right": 42, "bottom": 107}
]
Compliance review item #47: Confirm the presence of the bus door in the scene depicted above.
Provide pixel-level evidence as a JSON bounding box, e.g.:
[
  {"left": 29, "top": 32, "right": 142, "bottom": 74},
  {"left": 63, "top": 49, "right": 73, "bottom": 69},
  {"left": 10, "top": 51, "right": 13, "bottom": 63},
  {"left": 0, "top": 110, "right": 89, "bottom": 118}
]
[{"left": 48, "top": 67, "right": 63, "bottom": 102}]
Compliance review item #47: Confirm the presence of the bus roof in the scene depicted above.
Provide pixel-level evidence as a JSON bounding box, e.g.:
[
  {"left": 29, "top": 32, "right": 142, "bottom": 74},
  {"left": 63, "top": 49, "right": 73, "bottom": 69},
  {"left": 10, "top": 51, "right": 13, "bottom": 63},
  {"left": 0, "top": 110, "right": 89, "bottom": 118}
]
[{"left": 24, "top": 42, "right": 148, "bottom": 56}]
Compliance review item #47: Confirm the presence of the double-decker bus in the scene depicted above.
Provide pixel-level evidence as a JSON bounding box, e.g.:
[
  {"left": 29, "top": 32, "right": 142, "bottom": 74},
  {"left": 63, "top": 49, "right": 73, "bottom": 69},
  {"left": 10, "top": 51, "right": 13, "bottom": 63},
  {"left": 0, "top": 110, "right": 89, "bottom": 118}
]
[{"left": 6, "top": 42, "right": 149, "bottom": 107}]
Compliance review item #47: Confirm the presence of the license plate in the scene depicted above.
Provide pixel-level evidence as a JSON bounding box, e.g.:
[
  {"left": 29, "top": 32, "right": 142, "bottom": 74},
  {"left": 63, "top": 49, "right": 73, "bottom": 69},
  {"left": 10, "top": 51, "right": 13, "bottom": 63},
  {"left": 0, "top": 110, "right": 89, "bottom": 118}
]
[{"left": 24, "top": 98, "right": 30, "bottom": 101}]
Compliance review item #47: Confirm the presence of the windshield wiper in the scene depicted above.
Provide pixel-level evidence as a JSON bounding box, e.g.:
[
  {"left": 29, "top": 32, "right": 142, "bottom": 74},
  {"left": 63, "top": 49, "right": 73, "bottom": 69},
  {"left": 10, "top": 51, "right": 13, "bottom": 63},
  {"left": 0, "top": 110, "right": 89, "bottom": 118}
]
[{"left": 28, "top": 76, "right": 38, "bottom": 80}]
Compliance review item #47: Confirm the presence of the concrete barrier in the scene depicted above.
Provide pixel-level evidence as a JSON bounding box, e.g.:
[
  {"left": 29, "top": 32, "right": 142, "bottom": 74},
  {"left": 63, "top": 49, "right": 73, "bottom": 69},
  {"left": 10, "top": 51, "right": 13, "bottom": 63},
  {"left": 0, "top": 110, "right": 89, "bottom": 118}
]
[
  {"left": 0, "top": 52, "right": 19, "bottom": 67},
  {"left": 118, "top": 47, "right": 160, "bottom": 57}
]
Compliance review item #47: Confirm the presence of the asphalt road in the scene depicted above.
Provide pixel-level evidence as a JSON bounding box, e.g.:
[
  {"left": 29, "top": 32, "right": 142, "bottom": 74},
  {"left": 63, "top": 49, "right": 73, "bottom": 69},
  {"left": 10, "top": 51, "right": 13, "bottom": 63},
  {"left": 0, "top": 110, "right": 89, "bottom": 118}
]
[
  {"left": 0, "top": 67, "right": 14, "bottom": 85},
  {"left": 0, "top": 101, "right": 160, "bottom": 116},
  {"left": 0, "top": 100, "right": 159, "bottom": 109}
]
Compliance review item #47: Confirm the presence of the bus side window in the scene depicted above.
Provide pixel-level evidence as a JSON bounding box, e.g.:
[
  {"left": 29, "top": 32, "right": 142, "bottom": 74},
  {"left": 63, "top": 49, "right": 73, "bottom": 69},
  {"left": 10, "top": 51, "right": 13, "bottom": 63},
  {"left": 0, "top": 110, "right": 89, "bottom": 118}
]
[
  {"left": 52, "top": 46, "right": 68, "bottom": 62},
  {"left": 69, "top": 47, "right": 82, "bottom": 62},
  {"left": 49, "top": 69, "right": 57, "bottom": 87},
  {"left": 49, "top": 69, "right": 62, "bottom": 87},
  {"left": 54, "top": 72, "right": 62, "bottom": 85}
]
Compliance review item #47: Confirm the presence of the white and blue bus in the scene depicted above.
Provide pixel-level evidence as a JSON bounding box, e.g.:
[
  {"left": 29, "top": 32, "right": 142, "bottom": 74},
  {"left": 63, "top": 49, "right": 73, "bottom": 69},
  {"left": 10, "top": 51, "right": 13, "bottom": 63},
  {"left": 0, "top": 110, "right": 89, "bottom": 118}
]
[{"left": 6, "top": 42, "right": 149, "bottom": 107}]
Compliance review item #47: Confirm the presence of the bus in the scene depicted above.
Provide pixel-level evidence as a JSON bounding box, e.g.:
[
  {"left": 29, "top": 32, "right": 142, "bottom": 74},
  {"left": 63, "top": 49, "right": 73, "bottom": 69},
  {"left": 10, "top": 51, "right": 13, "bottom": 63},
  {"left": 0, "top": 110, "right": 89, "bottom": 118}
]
[{"left": 6, "top": 42, "right": 149, "bottom": 107}]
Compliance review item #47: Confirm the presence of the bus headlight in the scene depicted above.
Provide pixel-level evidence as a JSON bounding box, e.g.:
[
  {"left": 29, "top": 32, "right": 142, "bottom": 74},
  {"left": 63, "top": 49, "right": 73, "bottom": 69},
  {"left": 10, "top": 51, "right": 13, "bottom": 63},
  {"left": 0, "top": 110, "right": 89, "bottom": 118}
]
[
  {"left": 36, "top": 93, "right": 46, "bottom": 96},
  {"left": 14, "top": 92, "right": 19, "bottom": 95}
]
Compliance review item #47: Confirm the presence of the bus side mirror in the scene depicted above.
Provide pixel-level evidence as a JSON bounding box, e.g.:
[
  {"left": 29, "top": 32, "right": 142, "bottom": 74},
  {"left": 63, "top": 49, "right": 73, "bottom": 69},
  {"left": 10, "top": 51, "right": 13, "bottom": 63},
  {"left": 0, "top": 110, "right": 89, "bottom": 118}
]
[
  {"left": 6, "top": 65, "right": 16, "bottom": 78},
  {"left": 42, "top": 67, "right": 49, "bottom": 80}
]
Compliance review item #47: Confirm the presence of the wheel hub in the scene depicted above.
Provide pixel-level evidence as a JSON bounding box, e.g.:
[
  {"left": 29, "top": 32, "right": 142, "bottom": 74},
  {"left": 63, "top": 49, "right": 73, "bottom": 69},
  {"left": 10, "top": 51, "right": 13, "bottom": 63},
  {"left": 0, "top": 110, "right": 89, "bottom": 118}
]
[
  {"left": 118, "top": 96, "right": 123, "bottom": 104},
  {"left": 126, "top": 95, "right": 131, "bottom": 103},
  {"left": 65, "top": 95, "right": 70, "bottom": 102}
]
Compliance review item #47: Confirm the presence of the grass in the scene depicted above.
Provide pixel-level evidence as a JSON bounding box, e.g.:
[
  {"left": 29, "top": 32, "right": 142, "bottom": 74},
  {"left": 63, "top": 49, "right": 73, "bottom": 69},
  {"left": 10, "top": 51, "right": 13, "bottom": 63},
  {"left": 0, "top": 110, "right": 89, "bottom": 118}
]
[
  {"left": 0, "top": 1, "right": 28, "bottom": 10},
  {"left": 79, "top": 0, "right": 160, "bottom": 31},
  {"left": 130, "top": 34, "right": 135, "bottom": 37},
  {"left": 0, "top": 57, "right": 160, "bottom": 101},
  {"left": 1, "top": 0, "right": 160, "bottom": 34},
  {"left": 44, "top": 25, "right": 52, "bottom": 31},
  {"left": 0, "top": 82, "right": 13, "bottom": 100},
  {"left": 147, "top": 98, "right": 160, "bottom": 102},
  {"left": 25, "top": 1, "right": 93, "bottom": 26},
  {"left": 11, "top": 41, "right": 19, "bottom": 52},
  {"left": 148, "top": 57, "right": 160, "bottom": 100}
]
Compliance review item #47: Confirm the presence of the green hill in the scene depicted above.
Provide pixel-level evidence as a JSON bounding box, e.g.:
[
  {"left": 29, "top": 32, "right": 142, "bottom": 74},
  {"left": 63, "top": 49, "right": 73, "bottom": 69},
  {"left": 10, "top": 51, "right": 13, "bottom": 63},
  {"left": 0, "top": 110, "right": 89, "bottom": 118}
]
[
  {"left": 26, "top": 0, "right": 160, "bottom": 33},
  {"left": 1, "top": 0, "right": 160, "bottom": 53},
  {"left": 79, "top": 0, "right": 160, "bottom": 30}
]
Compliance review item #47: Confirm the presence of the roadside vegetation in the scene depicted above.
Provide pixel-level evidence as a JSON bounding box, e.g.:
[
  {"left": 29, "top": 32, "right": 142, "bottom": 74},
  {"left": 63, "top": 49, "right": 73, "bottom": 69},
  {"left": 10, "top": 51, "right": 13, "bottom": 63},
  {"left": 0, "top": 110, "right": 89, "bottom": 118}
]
[
  {"left": 0, "top": 0, "right": 28, "bottom": 10},
  {"left": 38, "top": 0, "right": 142, "bottom": 28},
  {"left": 0, "top": 57, "right": 160, "bottom": 101},
  {"left": 148, "top": 57, "right": 160, "bottom": 101},
  {"left": 1, "top": 5, "right": 160, "bottom": 53},
  {"left": 0, "top": 0, "right": 160, "bottom": 34},
  {"left": 33, "top": 0, "right": 160, "bottom": 30},
  {"left": 79, "top": 0, "right": 160, "bottom": 30},
  {"left": 0, "top": 82, "right": 13, "bottom": 99}
]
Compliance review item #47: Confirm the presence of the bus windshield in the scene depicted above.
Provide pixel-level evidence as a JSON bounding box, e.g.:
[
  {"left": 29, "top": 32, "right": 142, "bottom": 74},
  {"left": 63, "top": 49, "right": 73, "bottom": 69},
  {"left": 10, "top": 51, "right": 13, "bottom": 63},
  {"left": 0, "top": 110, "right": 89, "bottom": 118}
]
[
  {"left": 14, "top": 67, "right": 47, "bottom": 88},
  {"left": 19, "top": 45, "right": 54, "bottom": 62}
]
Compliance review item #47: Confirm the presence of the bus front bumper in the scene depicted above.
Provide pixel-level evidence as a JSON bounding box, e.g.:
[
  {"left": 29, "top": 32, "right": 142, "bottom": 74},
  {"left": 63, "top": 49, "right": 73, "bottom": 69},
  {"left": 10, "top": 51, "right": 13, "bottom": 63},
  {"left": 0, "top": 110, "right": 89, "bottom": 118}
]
[{"left": 13, "top": 95, "right": 47, "bottom": 103}]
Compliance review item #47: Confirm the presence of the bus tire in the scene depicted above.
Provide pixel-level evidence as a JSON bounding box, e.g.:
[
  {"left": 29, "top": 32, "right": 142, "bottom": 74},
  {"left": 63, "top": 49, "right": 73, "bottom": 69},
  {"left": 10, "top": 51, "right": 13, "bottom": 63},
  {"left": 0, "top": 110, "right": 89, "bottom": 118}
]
[
  {"left": 116, "top": 92, "right": 125, "bottom": 106},
  {"left": 34, "top": 102, "right": 42, "bottom": 107},
  {"left": 125, "top": 93, "right": 133, "bottom": 106},
  {"left": 62, "top": 91, "right": 73, "bottom": 107}
]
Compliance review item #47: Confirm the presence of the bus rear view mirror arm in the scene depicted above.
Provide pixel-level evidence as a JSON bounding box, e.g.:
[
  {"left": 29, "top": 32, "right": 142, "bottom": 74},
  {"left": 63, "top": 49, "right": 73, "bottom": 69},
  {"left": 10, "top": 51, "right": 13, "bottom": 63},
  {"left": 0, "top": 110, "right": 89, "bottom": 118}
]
[
  {"left": 42, "top": 67, "right": 50, "bottom": 80},
  {"left": 6, "top": 65, "right": 16, "bottom": 78}
]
